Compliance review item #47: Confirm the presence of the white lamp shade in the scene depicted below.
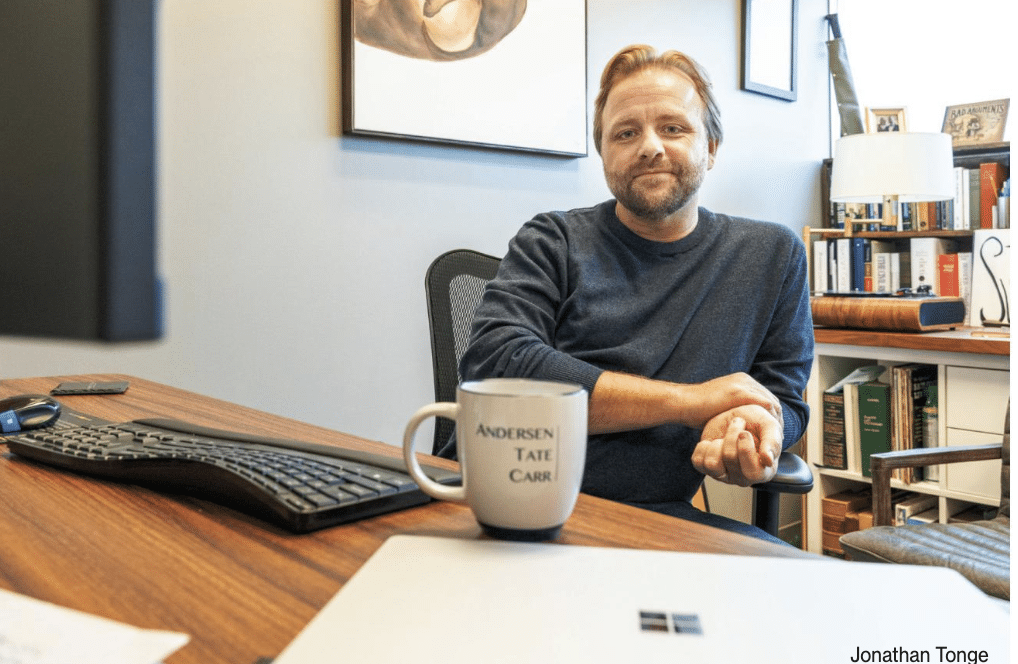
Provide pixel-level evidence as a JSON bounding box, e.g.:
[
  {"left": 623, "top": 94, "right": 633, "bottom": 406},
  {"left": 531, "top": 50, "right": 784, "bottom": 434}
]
[{"left": 830, "top": 132, "right": 955, "bottom": 203}]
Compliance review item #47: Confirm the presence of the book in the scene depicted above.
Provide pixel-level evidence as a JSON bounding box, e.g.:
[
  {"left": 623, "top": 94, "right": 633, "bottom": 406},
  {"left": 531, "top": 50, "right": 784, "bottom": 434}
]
[
  {"left": 822, "top": 488, "right": 872, "bottom": 555},
  {"left": 866, "top": 241, "right": 895, "bottom": 292},
  {"left": 843, "top": 382, "right": 862, "bottom": 474},
  {"left": 937, "top": 253, "right": 960, "bottom": 296},
  {"left": 822, "top": 366, "right": 885, "bottom": 470},
  {"left": 905, "top": 508, "right": 939, "bottom": 525},
  {"left": 895, "top": 493, "right": 938, "bottom": 525},
  {"left": 889, "top": 364, "right": 937, "bottom": 483},
  {"left": 910, "top": 237, "right": 958, "bottom": 294},
  {"left": 835, "top": 238, "right": 852, "bottom": 292},
  {"left": 954, "top": 167, "right": 968, "bottom": 230},
  {"left": 922, "top": 384, "right": 939, "bottom": 482},
  {"left": 968, "top": 168, "right": 981, "bottom": 231},
  {"left": 850, "top": 237, "right": 867, "bottom": 292},
  {"left": 980, "top": 163, "right": 1008, "bottom": 229},
  {"left": 998, "top": 178, "right": 1010, "bottom": 228},
  {"left": 857, "top": 380, "right": 892, "bottom": 478},
  {"left": 812, "top": 238, "right": 829, "bottom": 293},
  {"left": 970, "top": 229, "right": 1010, "bottom": 325},
  {"left": 873, "top": 252, "right": 896, "bottom": 293}
]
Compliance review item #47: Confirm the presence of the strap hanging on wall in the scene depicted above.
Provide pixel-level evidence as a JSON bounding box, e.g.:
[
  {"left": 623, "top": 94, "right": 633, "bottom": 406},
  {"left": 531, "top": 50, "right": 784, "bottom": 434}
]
[{"left": 825, "top": 14, "right": 864, "bottom": 136}]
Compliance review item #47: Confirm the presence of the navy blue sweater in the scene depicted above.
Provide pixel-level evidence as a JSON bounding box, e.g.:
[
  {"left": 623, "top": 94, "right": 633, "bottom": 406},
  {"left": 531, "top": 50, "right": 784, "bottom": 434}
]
[{"left": 458, "top": 201, "right": 814, "bottom": 506}]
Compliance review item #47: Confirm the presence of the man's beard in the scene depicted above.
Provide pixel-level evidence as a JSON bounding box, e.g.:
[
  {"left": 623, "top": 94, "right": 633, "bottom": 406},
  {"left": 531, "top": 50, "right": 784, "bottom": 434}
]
[{"left": 605, "top": 161, "right": 705, "bottom": 221}]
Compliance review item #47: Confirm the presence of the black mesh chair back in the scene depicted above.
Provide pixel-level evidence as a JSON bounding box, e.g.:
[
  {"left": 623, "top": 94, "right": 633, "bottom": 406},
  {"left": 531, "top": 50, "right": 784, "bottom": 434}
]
[{"left": 425, "top": 249, "right": 501, "bottom": 454}]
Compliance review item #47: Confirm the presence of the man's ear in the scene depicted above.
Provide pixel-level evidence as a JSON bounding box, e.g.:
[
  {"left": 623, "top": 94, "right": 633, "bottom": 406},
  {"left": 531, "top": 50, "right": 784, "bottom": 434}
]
[{"left": 707, "top": 141, "right": 718, "bottom": 170}]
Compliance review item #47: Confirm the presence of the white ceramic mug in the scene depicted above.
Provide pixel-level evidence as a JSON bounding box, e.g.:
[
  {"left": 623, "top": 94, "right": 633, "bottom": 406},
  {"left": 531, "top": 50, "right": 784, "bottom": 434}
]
[{"left": 403, "top": 378, "right": 587, "bottom": 541}]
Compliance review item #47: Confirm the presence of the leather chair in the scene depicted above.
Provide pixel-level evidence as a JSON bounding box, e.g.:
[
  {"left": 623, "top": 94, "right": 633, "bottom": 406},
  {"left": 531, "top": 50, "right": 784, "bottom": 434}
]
[
  {"left": 425, "top": 249, "right": 813, "bottom": 537},
  {"left": 840, "top": 404, "right": 1009, "bottom": 601}
]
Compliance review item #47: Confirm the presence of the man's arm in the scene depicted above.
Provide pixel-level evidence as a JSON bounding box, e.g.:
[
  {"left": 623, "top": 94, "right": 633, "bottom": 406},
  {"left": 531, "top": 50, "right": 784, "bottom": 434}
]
[
  {"left": 692, "top": 226, "right": 814, "bottom": 487},
  {"left": 587, "top": 371, "right": 781, "bottom": 435}
]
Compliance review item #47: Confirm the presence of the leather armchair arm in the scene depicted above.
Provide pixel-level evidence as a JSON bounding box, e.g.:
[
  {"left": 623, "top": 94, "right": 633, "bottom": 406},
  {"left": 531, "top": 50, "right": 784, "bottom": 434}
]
[{"left": 869, "top": 444, "right": 1002, "bottom": 526}]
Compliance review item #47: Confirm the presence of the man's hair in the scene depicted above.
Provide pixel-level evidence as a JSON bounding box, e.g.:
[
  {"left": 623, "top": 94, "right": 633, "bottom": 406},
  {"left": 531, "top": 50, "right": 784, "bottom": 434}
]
[{"left": 592, "top": 44, "right": 723, "bottom": 155}]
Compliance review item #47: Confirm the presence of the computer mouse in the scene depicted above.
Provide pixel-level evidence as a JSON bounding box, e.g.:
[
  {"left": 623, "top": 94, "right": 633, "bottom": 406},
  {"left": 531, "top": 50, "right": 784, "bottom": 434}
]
[{"left": 0, "top": 394, "right": 61, "bottom": 433}]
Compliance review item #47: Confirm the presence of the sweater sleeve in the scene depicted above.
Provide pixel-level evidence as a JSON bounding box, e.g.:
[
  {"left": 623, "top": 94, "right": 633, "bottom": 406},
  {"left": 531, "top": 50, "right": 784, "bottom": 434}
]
[
  {"left": 750, "top": 228, "right": 814, "bottom": 450},
  {"left": 459, "top": 214, "right": 604, "bottom": 398}
]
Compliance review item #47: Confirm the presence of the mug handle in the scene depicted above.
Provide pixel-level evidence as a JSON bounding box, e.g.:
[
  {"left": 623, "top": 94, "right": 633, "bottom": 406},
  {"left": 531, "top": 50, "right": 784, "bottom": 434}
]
[{"left": 402, "top": 402, "right": 466, "bottom": 502}]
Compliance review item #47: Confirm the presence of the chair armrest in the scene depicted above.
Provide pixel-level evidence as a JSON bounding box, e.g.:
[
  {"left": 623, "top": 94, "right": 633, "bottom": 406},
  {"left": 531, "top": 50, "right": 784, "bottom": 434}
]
[
  {"left": 870, "top": 443, "right": 1003, "bottom": 526},
  {"left": 754, "top": 451, "right": 813, "bottom": 495}
]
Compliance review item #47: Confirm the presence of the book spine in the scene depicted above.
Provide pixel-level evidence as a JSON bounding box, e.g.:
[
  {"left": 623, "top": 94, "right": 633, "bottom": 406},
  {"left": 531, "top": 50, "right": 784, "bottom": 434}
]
[
  {"left": 980, "top": 163, "right": 1007, "bottom": 229},
  {"left": 969, "top": 169, "right": 981, "bottom": 231},
  {"left": 937, "top": 253, "right": 960, "bottom": 297},
  {"left": 857, "top": 382, "right": 891, "bottom": 478},
  {"left": 958, "top": 252, "right": 973, "bottom": 326},
  {"left": 813, "top": 239, "right": 829, "bottom": 294},
  {"left": 852, "top": 238, "right": 868, "bottom": 292},
  {"left": 910, "top": 238, "right": 958, "bottom": 294},
  {"left": 822, "top": 392, "right": 847, "bottom": 470}
]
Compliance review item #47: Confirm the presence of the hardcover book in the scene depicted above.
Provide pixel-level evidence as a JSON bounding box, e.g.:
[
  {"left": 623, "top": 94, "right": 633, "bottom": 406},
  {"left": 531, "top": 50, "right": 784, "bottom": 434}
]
[
  {"left": 857, "top": 381, "right": 892, "bottom": 478},
  {"left": 980, "top": 163, "right": 1009, "bottom": 229},
  {"left": 910, "top": 237, "right": 958, "bottom": 294}
]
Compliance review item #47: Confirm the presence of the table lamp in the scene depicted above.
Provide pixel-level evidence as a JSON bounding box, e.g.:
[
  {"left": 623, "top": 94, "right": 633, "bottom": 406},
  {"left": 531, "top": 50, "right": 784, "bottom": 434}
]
[{"left": 829, "top": 132, "right": 955, "bottom": 235}]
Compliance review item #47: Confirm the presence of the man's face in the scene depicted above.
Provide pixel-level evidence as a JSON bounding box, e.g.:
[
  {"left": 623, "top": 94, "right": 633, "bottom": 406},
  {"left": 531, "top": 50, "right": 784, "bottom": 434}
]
[{"left": 600, "top": 68, "right": 716, "bottom": 223}]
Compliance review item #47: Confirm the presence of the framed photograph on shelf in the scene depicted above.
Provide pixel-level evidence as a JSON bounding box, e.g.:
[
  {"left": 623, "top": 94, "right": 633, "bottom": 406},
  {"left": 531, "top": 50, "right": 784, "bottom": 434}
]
[
  {"left": 341, "top": 0, "right": 588, "bottom": 156},
  {"left": 942, "top": 98, "right": 1010, "bottom": 147},
  {"left": 865, "top": 107, "right": 907, "bottom": 133}
]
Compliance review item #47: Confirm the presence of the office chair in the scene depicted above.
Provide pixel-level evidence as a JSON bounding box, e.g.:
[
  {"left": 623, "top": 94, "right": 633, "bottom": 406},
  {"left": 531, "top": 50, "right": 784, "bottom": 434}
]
[
  {"left": 425, "top": 249, "right": 813, "bottom": 538},
  {"left": 840, "top": 403, "right": 1009, "bottom": 601}
]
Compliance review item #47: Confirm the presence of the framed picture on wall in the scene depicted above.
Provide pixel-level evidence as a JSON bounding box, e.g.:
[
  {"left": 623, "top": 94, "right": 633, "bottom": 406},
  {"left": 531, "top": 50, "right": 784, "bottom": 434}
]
[
  {"left": 741, "top": 0, "right": 798, "bottom": 102},
  {"left": 341, "top": 0, "right": 588, "bottom": 156},
  {"left": 866, "top": 107, "right": 907, "bottom": 133}
]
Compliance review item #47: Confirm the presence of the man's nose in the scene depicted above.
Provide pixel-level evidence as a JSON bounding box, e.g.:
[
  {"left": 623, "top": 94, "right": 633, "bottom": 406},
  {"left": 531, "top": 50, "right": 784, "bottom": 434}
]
[{"left": 639, "top": 130, "right": 665, "bottom": 159}]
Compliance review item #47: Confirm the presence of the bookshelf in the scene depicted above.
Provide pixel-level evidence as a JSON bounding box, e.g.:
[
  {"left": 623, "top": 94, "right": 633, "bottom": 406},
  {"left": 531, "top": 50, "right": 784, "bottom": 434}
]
[
  {"left": 806, "top": 142, "right": 1010, "bottom": 323},
  {"left": 803, "top": 328, "right": 1009, "bottom": 556}
]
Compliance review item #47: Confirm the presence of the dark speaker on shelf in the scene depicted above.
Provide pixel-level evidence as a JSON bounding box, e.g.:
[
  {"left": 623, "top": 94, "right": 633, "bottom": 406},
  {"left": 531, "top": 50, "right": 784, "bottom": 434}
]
[{"left": 0, "top": 0, "right": 162, "bottom": 341}]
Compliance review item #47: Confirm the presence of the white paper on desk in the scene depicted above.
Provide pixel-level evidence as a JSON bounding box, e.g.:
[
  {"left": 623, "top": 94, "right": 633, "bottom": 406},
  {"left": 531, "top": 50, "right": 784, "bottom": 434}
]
[{"left": 0, "top": 588, "right": 189, "bottom": 664}]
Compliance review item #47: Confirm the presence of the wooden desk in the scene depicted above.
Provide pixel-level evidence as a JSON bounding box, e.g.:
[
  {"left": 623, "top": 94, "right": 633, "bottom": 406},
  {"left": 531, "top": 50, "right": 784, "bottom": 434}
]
[{"left": 0, "top": 375, "right": 811, "bottom": 664}]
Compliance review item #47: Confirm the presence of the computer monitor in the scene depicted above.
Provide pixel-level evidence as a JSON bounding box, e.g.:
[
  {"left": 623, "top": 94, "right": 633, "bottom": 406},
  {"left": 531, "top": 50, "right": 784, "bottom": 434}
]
[{"left": 0, "top": 0, "right": 162, "bottom": 341}]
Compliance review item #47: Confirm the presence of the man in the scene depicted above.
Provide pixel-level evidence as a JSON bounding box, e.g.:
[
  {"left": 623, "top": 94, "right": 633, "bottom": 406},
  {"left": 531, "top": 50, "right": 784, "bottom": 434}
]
[{"left": 454, "top": 45, "right": 814, "bottom": 541}]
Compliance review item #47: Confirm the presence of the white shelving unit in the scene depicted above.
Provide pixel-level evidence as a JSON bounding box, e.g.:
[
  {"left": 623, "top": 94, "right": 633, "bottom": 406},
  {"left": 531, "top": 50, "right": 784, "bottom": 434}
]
[{"left": 803, "top": 328, "right": 1009, "bottom": 555}]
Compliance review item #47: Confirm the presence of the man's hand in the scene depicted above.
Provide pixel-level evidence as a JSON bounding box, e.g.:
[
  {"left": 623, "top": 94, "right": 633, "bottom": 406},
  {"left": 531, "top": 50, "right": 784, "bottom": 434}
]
[
  {"left": 691, "top": 404, "right": 783, "bottom": 487},
  {"left": 681, "top": 373, "right": 782, "bottom": 429}
]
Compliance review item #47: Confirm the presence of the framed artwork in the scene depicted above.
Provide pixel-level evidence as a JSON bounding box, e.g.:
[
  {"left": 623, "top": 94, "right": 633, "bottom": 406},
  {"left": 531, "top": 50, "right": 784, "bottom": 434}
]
[
  {"left": 341, "top": 0, "right": 588, "bottom": 156},
  {"left": 866, "top": 107, "right": 907, "bottom": 133},
  {"left": 942, "top": 99, "right": 1010, "bottom": 147},
  {"left": 741, "top": 0, "right": 798, "bottom": 102}
]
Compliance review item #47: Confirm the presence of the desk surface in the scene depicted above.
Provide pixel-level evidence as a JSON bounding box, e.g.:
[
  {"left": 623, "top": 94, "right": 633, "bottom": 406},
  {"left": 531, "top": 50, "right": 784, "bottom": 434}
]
[{"left": 0, "top": 375, "right": 811, "bottom": 664}]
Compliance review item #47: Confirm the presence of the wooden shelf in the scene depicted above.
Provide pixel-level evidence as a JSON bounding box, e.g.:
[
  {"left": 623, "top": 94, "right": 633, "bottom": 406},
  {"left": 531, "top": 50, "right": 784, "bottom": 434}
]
[
  {"left": 806, "top": 228, "right": 974, "bottom": 240},
  {"left": 813, "top": 326, "right": 1010, "bottom": 356}
]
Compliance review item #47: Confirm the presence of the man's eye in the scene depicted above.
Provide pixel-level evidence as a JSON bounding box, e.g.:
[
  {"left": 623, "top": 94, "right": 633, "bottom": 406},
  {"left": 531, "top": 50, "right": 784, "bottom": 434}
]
[
  {"left": 663, "top": 125, "right": 683, "bottom": 134},
  {"left": 616, "top": 129, "right": 636, "bottom": 140}
]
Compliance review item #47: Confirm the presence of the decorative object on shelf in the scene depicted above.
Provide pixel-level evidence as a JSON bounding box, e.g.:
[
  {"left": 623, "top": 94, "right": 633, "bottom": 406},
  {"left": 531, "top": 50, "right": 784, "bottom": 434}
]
[
  {"left": 741, "top": 0, "right": 798, "bottom": 102},
  {"left": 971, "top": 229, "right": 1010, "bottom": 326},
  {"left": 341, "top": 0, "right": 588, "bottom": 156},
  {"left": 830, "top": 132, "right": 955, "bottom": 235},
  {"left": 823, "top": 14, "right": 863, "bottom": 136},
  {"left": 942, "top": 99, "right": 1009, "bottom": 147},
  {"left": 865, "top": 107, "right": 906, "bottom": 133},
  {"left": 810, "top": 293, "right": 966, "bottom": 332}
]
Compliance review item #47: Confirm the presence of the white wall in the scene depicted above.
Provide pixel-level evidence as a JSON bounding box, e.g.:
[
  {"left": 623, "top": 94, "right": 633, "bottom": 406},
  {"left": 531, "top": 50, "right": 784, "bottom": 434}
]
[
  {"left": 834, "top": 0, "right": 1014, "bottom": 139},
  {"left": 2, "top": 0, "right": 831, "bottom": 522}
]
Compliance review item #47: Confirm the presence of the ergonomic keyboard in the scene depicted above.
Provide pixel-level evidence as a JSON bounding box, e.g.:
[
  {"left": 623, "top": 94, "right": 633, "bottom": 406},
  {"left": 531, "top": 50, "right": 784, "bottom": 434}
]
[{"left": 4, "top": 418, "right": 460, "bottom": 533}]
